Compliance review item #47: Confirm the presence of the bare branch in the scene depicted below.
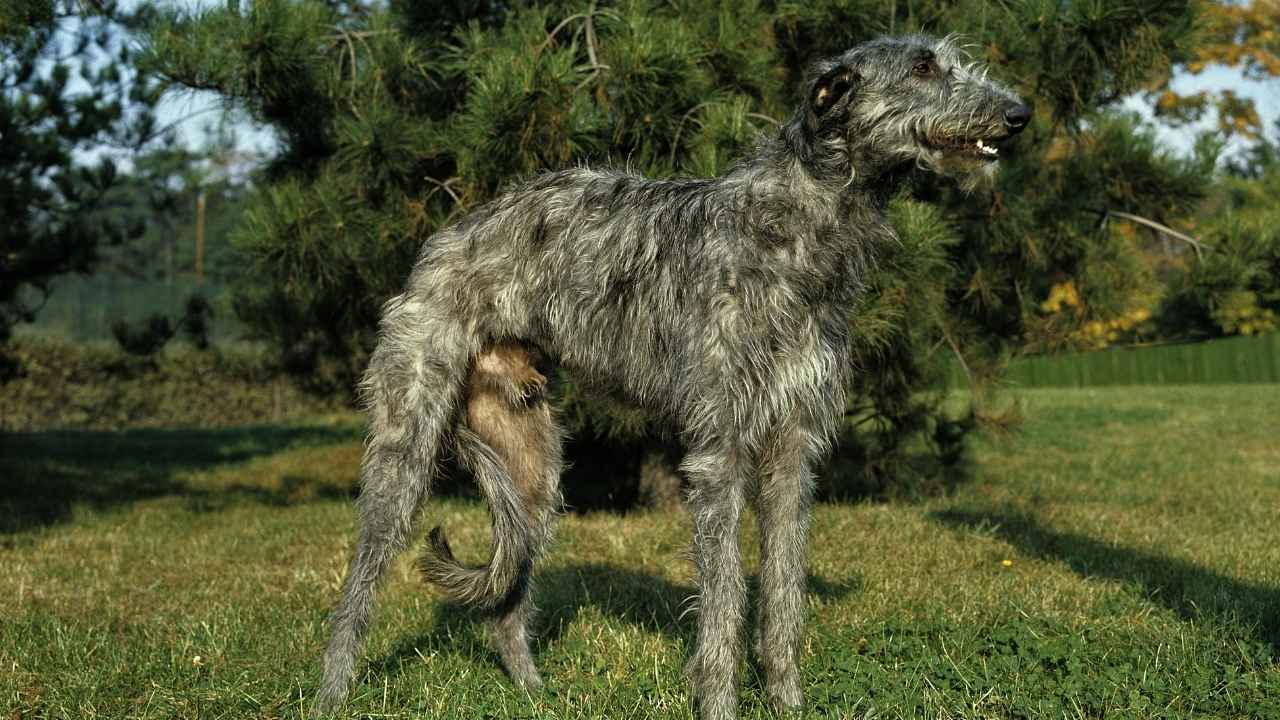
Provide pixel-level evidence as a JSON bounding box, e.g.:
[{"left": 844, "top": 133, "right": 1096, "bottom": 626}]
[
  {"left": 1106, "top": 210, "right": 1210, "bottom": 260},
  {"left": 539, "top": 4, "right": 618, "bottom": 90},
  {"left": 746, "top": 112, "right": 781, "bottom": 126},
  {"left": 669, "top": 102, "right": 712, "bottom": 166},
  {"left": 423, "top": 175, "right": 463, "bottom": 208},
  {"left": 941, "top": 323, "right": 973, "bottom": 389},
  {"left": 538, "top": 13, "right": 589, "bottom": 54}
]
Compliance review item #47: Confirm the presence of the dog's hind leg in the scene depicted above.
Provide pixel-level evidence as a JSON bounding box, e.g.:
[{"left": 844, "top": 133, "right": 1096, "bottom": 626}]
[
  {"left": 315, "top": 296, "right": 475, "bottom": 714},
  {"left": 423, "top": 341, "right": 563, "bottom": 689}
]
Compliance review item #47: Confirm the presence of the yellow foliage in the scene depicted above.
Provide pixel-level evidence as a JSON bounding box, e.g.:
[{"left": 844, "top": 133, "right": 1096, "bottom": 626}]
[
  {"left": 1040, "top": 281, "right": 1082, "bottom": 313},
  {"left": 1166, "top": 1, "right": 1280, "bottom": 137},
  {"left": 1212, "top": 290, "right": 1278, "bottom": 336},
  {"left": 1043, "top": 136, "right": 1072, "bottom": 164},
  {"left": 1037, "top": 281, "right": 1158, "bottom": 350},
  {"left": 1066, "top": 306, "right": 1155, "bottom": 350}
]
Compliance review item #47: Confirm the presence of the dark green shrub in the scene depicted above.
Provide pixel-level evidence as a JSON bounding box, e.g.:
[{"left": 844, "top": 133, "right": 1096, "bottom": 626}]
[{"left": 0, "top": 338, "right": 344, "bottom": 431}]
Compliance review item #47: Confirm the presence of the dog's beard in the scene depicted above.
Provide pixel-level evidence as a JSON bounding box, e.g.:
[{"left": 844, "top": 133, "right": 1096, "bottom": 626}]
[{"left": 936, "top": 152, "right": 1000, "bottom": 193}]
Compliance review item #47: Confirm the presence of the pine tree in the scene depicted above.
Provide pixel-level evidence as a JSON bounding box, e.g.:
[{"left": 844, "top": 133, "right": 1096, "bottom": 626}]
[
  {"left": 1158, "top": 119, "right": 1280, "bottom": 339},
  {"left": 0, "top": 0, "right": 169, "bottom": 350},
  {"left": 1153, "top": 0, "right": 1280, "bottom": 140},
  {"left": 144, "top": 0, "right": 1211, "bottom": 497}
]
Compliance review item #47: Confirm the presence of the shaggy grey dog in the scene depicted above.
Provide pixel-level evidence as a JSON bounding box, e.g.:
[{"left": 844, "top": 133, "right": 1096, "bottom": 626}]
[{"left": 315, "top": 33, "right": 1029, "bottom": 719}]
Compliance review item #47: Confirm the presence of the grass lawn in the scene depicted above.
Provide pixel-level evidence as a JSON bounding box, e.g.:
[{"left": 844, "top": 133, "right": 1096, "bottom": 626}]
[{"left": 3, "top": 386, "right": 1278, "bottom": 719}]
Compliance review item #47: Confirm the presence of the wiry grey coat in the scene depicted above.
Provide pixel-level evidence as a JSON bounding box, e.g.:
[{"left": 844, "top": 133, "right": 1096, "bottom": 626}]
[{"left": 316, "top": 33, "right": 1029, "bottom": 720}]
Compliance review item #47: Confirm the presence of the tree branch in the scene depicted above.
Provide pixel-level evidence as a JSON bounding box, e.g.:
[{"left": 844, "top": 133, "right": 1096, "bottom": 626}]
[
  {"left": 1104, "top": 209, "right": 1210, "bottom": 260},
  {"left": 941, "top": 323, "right": 973, "bottom": 389}
]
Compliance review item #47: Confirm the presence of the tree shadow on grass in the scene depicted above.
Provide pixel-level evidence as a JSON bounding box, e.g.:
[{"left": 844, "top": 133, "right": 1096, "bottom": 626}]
[
  {"left": 0, "top": 423, "right": 360, "bottom": 534},
  {"left": 367, "top": 561, "right": 861, "bottom": 683},
  {"left": 932, "top": 508, "right": 1280, "bottom": 655}
]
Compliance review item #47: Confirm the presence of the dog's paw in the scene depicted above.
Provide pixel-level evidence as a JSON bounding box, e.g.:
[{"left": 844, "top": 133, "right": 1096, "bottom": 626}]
[{"left": 766, "top": 681, "right": 804, "bottom": 715}]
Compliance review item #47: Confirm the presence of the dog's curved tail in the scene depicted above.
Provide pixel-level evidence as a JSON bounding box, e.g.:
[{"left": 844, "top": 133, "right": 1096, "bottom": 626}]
[
  {"left": 418, "top": 343, "right": 562, "bottom": 610},
  {"left": 418, "top": 430, "right": 537, "bottom": 609}
]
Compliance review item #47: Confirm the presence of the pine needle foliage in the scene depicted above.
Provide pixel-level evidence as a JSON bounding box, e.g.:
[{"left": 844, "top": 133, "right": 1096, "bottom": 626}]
[
  {"left": 144, "top": 0, "right": 1211, "bottom": 495},
  {"left": 1159, "top": 127, "right": 1280, "bottom": 339},
  {"left": 1, "top": 0, "right": 169, "bottom": 352}
]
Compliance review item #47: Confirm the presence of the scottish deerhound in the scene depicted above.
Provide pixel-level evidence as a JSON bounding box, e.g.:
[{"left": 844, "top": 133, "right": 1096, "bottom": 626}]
[{"left": 316, "top": 33, "right": 1029, "bottom": 719}]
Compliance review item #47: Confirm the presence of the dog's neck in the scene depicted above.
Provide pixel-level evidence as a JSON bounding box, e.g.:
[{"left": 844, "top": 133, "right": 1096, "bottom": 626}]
[
  {"left": 726, "top": 131, "right": 903, "bottom": 256},
  {"left": 770, "top": 115, "right": 912, "bottom": 199},
  {"left": 722, "top": 134, "right": 899, "bottom": 310}
]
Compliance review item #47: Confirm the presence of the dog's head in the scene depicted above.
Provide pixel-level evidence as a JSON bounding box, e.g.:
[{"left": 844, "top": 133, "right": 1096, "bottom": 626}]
[{"left": 795, "top": 34, "right": 1030, "bottom": 188}]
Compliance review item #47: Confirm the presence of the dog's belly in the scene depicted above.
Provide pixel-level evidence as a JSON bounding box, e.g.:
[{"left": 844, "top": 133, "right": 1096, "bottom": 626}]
[{"left": 536, "top": 286, "right": 698, "bottom": 420}]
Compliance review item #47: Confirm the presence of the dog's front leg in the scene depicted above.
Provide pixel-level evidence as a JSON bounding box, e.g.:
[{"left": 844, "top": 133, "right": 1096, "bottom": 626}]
[
  {"left": 683, "top": 443, "right": 749, "bottom": 720},
  {"left": 755, "top": 427, "right": 820, "bottom": 713}
]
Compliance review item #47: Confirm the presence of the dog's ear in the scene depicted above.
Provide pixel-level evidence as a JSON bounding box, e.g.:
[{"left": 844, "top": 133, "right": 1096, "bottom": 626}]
[{"left": 811, "top": 64, "right": 858, "bottom": 117}]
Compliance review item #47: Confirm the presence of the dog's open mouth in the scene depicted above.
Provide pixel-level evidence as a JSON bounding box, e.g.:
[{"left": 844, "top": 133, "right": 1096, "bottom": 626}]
[{"left": 927, "top": 135, "right": 1006, "bottom": 161}]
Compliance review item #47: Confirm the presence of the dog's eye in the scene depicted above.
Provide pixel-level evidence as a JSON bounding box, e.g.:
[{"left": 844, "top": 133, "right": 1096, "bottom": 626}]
[{"left": 913, "top": 61, "right": 934, "bottom": 77}]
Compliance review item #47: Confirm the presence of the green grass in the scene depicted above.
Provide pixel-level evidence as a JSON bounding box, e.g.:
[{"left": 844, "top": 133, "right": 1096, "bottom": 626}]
[
  {"left": 2, "top": 387, "right": 1278, "bottom": 719},
  {"left": 943, "top": 333, "right": 1280, "bottom": 388}
]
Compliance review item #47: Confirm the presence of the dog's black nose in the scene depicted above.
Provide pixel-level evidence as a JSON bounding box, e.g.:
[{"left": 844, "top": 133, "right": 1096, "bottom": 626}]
[{"left": 1004, "top": 104, "right": 1032, "bottom": 132}]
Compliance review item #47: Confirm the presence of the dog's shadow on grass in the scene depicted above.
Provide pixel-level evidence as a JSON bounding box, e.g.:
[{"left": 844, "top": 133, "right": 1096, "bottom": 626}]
[
  {"left": 367, "top": 562, "right": 862, "bottom": 681},
  {"left": 932, "top": 508, "right": 1280, "bottom": 655}
]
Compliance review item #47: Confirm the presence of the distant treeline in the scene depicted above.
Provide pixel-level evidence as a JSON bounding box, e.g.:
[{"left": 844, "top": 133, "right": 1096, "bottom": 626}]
[{"left": 16, "top": 275, "right": 248, "bottom": 343}]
